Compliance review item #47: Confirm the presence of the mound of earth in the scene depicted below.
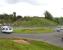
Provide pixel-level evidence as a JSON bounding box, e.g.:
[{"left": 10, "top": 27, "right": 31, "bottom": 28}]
[{"left": 13, "top": 39, "right": 30, "bottom": 44}]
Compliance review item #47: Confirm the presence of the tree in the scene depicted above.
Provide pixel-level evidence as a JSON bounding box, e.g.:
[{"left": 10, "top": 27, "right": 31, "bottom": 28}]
[
  {"left": 54, "top": 18, "right": 59, "bottom": 24},
  {"left": 58, "top": 17, "right": 63, "bottom": 25},
  {"left": 23, "top": 16, "right": 31, "bottom": 21},
  {"left": 16, "top": 15, "right": 22, "bottom": 20},
  {"left": 44, "top": 11, "right": 53, "bottom": 20},
  {"left": 13, "top": 12, "right": 16, "bottom": 17}
]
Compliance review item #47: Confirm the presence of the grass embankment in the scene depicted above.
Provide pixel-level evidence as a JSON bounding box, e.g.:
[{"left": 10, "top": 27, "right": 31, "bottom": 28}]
[
  {"left": 0, "top": 38, "right": 63, "bottom": 50},
  {"left": 13, "top": 18, "right": 58, "bottom": 27},
  {"left": 14, "top": 27, "right": 53, "bottom": 34},
  {"left": 13, "top": 18, "right": 56, "bottom": 34}
]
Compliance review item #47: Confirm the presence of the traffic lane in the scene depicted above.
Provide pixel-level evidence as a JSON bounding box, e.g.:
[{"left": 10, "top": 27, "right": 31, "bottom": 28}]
[
  {"left": 0, "top": 32, "right": 62, "bottom": 39},
  {"left": 12, "top": 32, "right": 63, "bottom": 48},
  {"left": 0, "top": 32, "right": 63, "bottom": 48}
]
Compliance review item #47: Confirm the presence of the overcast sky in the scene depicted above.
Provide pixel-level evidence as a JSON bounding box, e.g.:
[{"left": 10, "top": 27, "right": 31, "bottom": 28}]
[{"left": 0, "top": 0, "right": 63, "bottom": 17}]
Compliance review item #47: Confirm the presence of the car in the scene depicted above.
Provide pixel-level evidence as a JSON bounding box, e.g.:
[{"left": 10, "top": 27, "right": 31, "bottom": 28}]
[
  {"left": 56, "top": 26, "right": 63, "bottom": 32},
  {"left": 1, "top": 26, "right": 13, "bottom": 34},
  {"left": 56, "top": 27, "right": 61, "bottom": 32},
  {"left": 60, "top": 26, "right": 63, "bottom": 30}
]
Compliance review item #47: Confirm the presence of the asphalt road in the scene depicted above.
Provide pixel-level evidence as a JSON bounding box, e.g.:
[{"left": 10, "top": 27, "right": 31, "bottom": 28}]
[{"left": 0, "top": 32, "right": 63, "bottom": 48}]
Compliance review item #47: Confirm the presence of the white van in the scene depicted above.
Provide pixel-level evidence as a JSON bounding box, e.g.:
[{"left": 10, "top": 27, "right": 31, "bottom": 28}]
[{"left": 1, "top": 26, "right": 13, "bottom": 33}]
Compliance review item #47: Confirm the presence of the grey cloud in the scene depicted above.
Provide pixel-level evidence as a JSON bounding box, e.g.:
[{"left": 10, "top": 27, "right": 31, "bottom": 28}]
[
  {"left": 22, "top": 0, "right": 38, "bottom": 5},
  {"left": 6, "top": 0, "right": 38, "bottom": 5},
  {"left": 6, "top": 0, "right": 19, "bottom": 4},
  {"left": 0, "top": 5, "right": 4, "bottom": 7}
]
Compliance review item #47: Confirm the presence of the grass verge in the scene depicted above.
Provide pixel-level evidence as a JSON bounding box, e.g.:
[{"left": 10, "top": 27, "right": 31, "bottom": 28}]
[
  {"left": 0, "top": 38, "right": 63, "bottom": 50},
  {"left": 13, "top": 28, "right": 53, "bottom": 34}
]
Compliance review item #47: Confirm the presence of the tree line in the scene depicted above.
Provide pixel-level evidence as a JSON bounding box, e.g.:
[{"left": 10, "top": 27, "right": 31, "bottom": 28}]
[{"left": 0, "top": 11, "right": 63, "bottom": 25}]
